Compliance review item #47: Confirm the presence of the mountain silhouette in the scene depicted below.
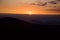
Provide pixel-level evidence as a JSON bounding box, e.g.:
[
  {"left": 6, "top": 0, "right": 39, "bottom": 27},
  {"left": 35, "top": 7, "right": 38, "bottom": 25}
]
[
  {"left": 0, "top": 17, "right": 30, "bottom": 25},
  {"left": 0, "top": 17, "right": 31, "bottom": 32},
  {"left": 0, "top": 17, "right": 60, "bottom": 32}
]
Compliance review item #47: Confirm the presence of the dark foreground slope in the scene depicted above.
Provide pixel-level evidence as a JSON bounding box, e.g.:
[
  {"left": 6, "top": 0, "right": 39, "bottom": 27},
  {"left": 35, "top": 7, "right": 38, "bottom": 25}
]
[
  {"left": 0, "top": 17, "right": 32, "bottom": 32},
  {"left": 0, "top": 17, "right": 60, "bottom": 32}
]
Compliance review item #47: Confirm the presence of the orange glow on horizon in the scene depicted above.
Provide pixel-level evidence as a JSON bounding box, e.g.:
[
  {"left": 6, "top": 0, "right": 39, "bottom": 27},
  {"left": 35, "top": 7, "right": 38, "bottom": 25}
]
[{"left": 0, "top": 4, "right": 60, "bottom": 15}]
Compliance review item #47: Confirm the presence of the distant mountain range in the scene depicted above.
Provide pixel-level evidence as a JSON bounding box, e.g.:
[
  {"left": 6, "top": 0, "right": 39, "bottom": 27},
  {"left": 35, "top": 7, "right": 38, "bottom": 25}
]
[
  {"left": 0, "top": 14, "right": 60, "bottom": 25},
  {"left": 0, "top": 14, "right": 60, "bottom": 32}
]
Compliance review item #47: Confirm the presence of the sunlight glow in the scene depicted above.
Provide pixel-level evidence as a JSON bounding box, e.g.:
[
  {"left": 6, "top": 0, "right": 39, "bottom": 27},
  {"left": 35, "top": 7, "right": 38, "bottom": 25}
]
[{"left": 27, "top": 11, "right": 33, "bottom": 15}]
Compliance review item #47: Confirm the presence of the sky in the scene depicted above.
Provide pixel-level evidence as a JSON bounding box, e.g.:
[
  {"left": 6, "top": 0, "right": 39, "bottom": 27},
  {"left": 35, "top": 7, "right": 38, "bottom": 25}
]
[{"left": 0, "top": 0, "right": 60, "bottom": 15}]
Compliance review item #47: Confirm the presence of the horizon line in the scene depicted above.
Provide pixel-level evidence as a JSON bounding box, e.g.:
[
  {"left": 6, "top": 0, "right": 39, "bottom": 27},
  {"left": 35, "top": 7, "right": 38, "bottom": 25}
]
[{"left": 0, "top": 13, "right": 60, "bottom": 15}]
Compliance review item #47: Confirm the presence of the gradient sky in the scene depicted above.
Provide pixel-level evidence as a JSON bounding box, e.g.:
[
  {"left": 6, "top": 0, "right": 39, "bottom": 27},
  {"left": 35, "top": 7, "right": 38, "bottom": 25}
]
[{"left": 0, "top": 0, "right": 60, "bottom": 15}]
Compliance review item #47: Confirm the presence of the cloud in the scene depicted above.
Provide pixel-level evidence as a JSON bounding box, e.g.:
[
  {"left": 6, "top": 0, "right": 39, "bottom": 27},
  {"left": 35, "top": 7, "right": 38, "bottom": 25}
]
[
  {"left": 30, "top": 2, "right": 47, "bottom": 6},
  {"left": 45, "top": 9, "right": 60, "bottom": 13},
  {"left": 57, "top": 0, "right": 60, "bottom": 1},
  {"left": 29, "top": 0, "right": 60, "bottom": 12},
  {"left": 29, "top": 0, "right": 60, "bottom": 8},
  {"left": 48, "top": 1, "right": 57, "bottom": 4}
]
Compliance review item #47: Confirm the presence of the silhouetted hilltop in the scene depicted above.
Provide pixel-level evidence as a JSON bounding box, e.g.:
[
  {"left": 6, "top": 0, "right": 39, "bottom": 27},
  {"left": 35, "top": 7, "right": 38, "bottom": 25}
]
[
  {"left": 0, "top": 17, "right": 60, "bottom": 32},
  {"left": 0, "top": 17, "right": 31, "bottom": 32},
  {"left": 0, "top": 17, "right": 30, "bottom": 25}
]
